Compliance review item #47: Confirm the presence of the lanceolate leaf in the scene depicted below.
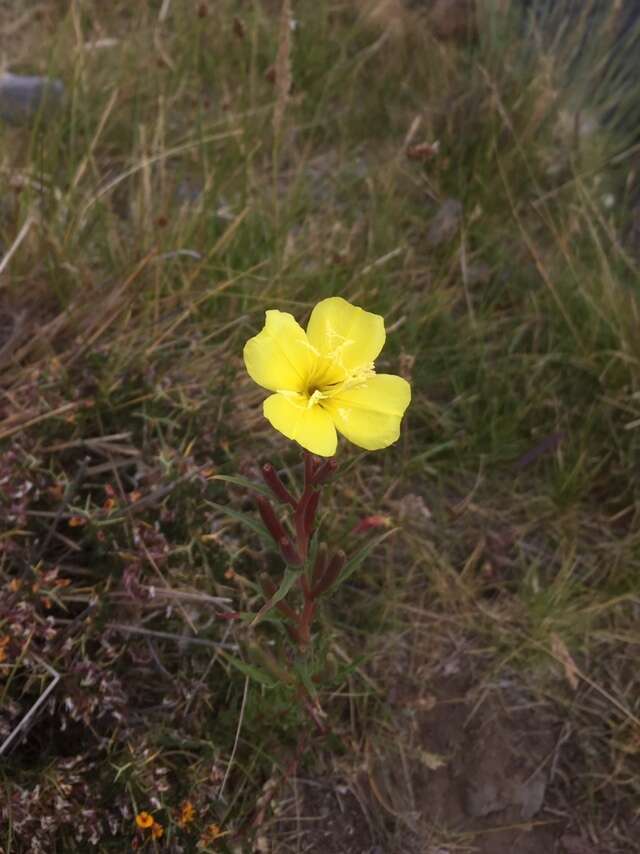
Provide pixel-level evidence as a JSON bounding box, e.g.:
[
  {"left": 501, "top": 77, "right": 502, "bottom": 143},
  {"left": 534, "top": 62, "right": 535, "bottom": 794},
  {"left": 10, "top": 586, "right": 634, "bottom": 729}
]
[
  {"left": 250, "top": 568, "right": 300, "bottom": 628},
  {"left": 218, "top": 649, "right": 278, "bottom": 688},
  {"left": 331, "top": 528, "right": 398, "bottom": 592},
  {"left": 209, "top": 474, "right": 273, "bottom": 500},
  {"left": 208, "top": 501, "right": 272, "bottom": 545},
  {"left": 292, "top": 659, "right": 317, "bottom": 700},
  {"left": 305, "top": 529, "right": 320, "bottom": 572}
]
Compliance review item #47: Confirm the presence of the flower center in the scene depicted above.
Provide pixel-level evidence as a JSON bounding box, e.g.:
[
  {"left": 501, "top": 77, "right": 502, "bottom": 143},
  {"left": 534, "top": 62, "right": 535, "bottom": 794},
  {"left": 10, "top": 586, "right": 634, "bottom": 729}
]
[{"left": 305, "top": 364, "right": 375, "bottom": 409}]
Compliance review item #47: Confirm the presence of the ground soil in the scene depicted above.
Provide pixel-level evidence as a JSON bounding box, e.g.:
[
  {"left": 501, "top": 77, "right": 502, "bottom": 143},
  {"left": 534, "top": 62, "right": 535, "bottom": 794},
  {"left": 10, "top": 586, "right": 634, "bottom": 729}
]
[{"left": 270, "top": 668, "right": 630, "bottom": 853}]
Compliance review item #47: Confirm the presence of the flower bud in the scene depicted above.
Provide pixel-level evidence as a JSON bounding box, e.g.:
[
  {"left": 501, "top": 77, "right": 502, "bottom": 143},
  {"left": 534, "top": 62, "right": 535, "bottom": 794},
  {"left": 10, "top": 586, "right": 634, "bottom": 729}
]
[
  {"left": 304, "top": 452, "right": 320, "bottom": 487},
  {"left": 311, "top": 542, "right": 328, "bottom": 585},
  {"left": 311, "top": 549, "right": 346, "bottom": 597},
  {"left": 312, "top": 457, "right": 338, "bottom": 486},
  {"left": 303, "top": 489, "right": 320, "bottom": 535},
  {"left": 279, "top": 536, "right": 303, "bottom": 567},
  {"left": 261, "top": 463, "right": 296, "bottom": 508},
  {"left": 255, "top": 496, "right": 286, "bottom": 544}
]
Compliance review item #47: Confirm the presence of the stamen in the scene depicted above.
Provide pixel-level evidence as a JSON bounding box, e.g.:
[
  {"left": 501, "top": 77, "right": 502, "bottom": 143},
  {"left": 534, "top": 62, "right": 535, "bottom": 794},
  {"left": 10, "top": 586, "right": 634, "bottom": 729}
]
[{"left": 307, "top": 389, "right": 325, "bottom": 409}]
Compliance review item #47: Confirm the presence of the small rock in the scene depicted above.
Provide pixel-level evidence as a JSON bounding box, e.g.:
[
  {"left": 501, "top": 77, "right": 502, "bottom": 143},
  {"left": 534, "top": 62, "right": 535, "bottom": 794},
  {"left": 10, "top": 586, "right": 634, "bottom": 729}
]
[
  {"left": 426, "top": 198, "right": 463, "bottom": 247},
  {"left": 463, "top": 731, "right": 550, "bottom": 820},
  {"left": 0, "top": 74, "right": 64, "bottom": 124}
]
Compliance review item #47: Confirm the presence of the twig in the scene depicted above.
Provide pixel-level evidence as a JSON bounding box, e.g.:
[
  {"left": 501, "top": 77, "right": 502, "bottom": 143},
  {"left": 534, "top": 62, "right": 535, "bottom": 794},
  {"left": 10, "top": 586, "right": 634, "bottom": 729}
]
[
  {"left": 0, "top": 657, "right": 60, "bottom": 757},
  {"left": 0, "top": 400, "right": 93, "bottom": 442},
  {"left": 105, "top": 623, "right": 238, "bottom": 650},
  {"left": 0, "top": 214, "right": 36, "bottom": 279},
  {"left": 218, "top": 676, "right": 249, "bottom": 800}
]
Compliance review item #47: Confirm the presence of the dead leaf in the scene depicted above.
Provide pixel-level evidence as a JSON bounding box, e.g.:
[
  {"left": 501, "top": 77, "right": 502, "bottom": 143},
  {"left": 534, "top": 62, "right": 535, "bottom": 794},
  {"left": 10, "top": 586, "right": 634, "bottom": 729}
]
[
  {"left": 551, "top": 633, "right": 579, "bottom": 691},
  {"left": 418, "top": 748, "right": 447, "bottom": 771}
]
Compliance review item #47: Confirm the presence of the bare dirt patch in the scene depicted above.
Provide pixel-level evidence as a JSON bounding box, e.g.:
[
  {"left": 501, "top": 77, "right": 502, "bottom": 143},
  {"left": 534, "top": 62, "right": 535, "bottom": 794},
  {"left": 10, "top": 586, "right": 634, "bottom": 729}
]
[
  {"left": 271, "top": 776, "right": 381, "bottom": 853},
  {"left": 269, "top": 660, "right": 638, "bottom": 854},
  {"left": 401, "top": 674, "right": 562, "bottom": 853},
  {"left": 269, "top": 674, "right": 568, "bottom": 853}
]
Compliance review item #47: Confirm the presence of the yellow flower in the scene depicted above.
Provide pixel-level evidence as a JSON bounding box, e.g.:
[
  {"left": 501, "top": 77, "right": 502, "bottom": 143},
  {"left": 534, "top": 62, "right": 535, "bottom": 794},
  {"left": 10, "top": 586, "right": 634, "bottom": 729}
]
[
  {"left": 151, "top": 822, "right": 164, "bottom": 839},
  {"left": 135, "top": 811, "right": 154, "bottom": 829},
  {"left": 243, "top": 297, "right": 411, "bottom": 456}
]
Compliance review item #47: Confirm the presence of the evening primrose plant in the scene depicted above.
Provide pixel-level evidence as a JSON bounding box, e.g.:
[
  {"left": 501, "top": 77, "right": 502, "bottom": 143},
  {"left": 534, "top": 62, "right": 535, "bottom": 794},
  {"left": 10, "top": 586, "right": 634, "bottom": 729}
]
[{"left": 224, "top": 297, "right": 410, "bottom": 726}]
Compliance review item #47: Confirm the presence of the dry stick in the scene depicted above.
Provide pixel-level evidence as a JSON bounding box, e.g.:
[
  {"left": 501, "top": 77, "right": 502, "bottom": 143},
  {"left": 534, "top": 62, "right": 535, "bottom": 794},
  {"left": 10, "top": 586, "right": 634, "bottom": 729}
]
[
  {"left": 106, "top": 623, "right": 237, "bottom": 651},
  {"left": 271, "top": 0, "right": 292, "bottom": 238},
  {"left": 70, "top": 87, "right": 119, "bottom": 192},
  {"left": 141, "top": 588, "right": 231, "bottom": 608},
  {"left": 0, "top": 657, "right": 60, "bottom": 757},
  {"left": 218, "top": 675, "right": 250, "bottom": 800},
  {"left": 0, "top": 214, "right": 36, "bottom": 279},
  {"left": 0, "top": 400, "right": 93, "bottom": 443},
  {"left": 0, "top": 309, "right": 26, "bottom": 368},
  {"left": 40, "top": 432, "right": 134, "bottom": 454},
  {"left": 272, "top": 0, "right": 292, "bottom": 142}
]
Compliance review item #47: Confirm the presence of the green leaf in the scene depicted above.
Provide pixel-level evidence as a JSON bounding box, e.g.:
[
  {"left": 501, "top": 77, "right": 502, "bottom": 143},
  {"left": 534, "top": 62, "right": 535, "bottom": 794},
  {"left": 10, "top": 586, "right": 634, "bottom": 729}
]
[
  {"left": 250, "top": 567, "right": 300, "bottom": 628},
  {"left": 218, "top": 649, "right": 277, "bottom": 688},
  {"left": 334, "top": 528, "right": 398, "bottom": 591},
  {"left": 305, "top": 528, "right": 320, "bottom": 572},
  {"left": 208, "top": 501, "right": 272, "bottom": 545},
  {"left": 210, "top": 474, "right": 273, "bottom": 500},
  {"left": 292, "top": 659, "right": 317, "bottom": 700}
]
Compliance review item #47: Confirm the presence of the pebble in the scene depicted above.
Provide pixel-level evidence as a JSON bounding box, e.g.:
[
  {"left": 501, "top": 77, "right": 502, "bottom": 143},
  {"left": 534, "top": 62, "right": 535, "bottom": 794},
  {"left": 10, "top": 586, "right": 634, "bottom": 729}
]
[{"left": 0, "top": 73, "right": 64, "bottom": 124}]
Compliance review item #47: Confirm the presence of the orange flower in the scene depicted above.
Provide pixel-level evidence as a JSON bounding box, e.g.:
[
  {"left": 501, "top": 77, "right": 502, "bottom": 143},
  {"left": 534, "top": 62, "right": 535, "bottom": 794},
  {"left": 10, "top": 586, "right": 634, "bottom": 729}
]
[
  {"left": 178, "top": 801, "right": 196, "bottom": 828},
  {"left": 151, "top": 822, "right": 164, "bottom": 839},
  {"left": 135, "top": 811, "right": 154, "bottom": 829},
  {"left": 200, "top": 823, "right": 225, "bottom": 844}
]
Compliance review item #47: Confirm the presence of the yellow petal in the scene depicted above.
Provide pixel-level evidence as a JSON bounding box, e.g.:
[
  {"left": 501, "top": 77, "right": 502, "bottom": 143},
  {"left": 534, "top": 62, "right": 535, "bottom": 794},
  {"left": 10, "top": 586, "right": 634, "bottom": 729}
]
[
  {"left": 323, "top": 374, "right": 411, "bottom": 450},
  {"left": 264, "top": 393, "right": 337, "bottom": 456},
  {"left": 306, "top": 297, "right": 385, "bottom": 371},
  {"left": 244, "top": 310, "right": 315, "bottom": 393}
]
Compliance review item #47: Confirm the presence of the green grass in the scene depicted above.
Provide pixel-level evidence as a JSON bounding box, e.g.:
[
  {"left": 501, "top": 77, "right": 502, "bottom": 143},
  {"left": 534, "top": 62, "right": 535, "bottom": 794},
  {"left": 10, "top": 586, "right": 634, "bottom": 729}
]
[{"left": 1, "top": 1, "right": 640, "bottom": 851}]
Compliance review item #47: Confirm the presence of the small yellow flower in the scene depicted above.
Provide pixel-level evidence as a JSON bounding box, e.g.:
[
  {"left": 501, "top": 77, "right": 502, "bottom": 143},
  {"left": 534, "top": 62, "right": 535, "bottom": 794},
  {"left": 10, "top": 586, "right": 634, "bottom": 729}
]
[
  {"left": 243, "top": 297, "right": 411, "bottom": 456},
  {"left": 135, "top": 811, "right": 154, "bottom": 829},
  {"left": 199, "top": 823, "right": 225, "bottom": 845},
  {"left": 178, "top": 800, "right": 196, "bottom": 827}
]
